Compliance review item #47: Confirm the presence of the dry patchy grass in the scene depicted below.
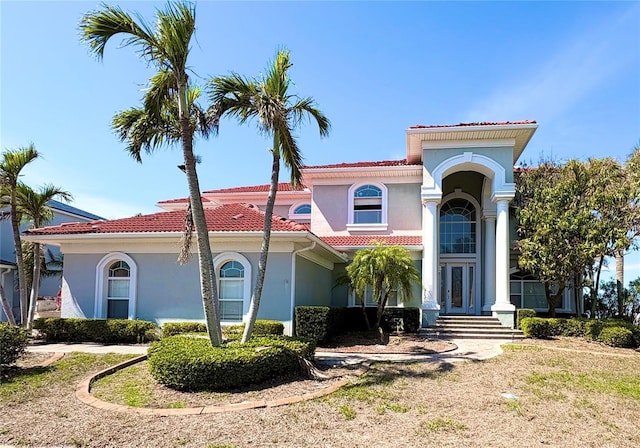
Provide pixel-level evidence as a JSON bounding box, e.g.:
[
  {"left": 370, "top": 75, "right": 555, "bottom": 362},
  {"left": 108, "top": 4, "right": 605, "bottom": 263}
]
[{"left": 1, "top": 341, "right": 639, "bottom": 447}]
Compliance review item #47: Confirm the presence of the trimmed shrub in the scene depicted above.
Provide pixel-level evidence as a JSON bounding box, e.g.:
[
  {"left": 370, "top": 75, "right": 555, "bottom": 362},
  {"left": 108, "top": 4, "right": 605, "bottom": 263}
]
[
  {"left": 295, "top": 306, "right": 421, "bottom": 342},
  {"left": 32, "top": 318, "right": 156, "bottom": 343},
  {"left": 546, "top": 318, "right": 566, "bottom": 336},
  {"left": 162, "top": 320, "right": 284, "bottom": 339},
  {"left": 516, "top": 309, "right": 536, "bottom": 330},
  {"left": 561, "top": 318, "right": 587, "bottom": 337},
  {"left": 520, "top": 317, "right": 552, "bottom": 339},
  {"left": 161, "top": 322, "right": 207, "bottom": 338},
  {"left": 223, "top": 320, "right": 284, "bottom": 339},
  {"left": 148, "top": 334, "right": 315, "bottom": 391},
  {"left": 295, "top": 306, "right": 334, "bottom": 342},
  {"left": 0, "top": 323, "right": 28, "bottom": 366},
  {"left": 598, "top": 326, "right": 635, "bottom": 348}
]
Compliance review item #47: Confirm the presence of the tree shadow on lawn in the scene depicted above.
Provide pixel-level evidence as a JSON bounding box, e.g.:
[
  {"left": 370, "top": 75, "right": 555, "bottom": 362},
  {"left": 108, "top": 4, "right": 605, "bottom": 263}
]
[{"left": 346, "top": 361, "right": 458, "bottom": 389}]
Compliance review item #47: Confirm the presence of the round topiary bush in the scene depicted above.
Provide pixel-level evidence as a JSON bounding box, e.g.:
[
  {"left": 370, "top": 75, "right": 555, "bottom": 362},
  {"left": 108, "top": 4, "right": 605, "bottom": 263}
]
[
  {"left": 147, "top": 335, "right": 315, "bottom": 391},
  {"left": 598, "top": 326, "right": 635, "bottom": 348},
  {"left": 0, "top": 323, "right": 29, "bottom": 366}
]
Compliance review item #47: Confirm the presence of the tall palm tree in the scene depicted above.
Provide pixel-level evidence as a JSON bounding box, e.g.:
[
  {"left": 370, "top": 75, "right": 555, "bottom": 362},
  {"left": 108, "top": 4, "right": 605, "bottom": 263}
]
[
  {"left": 0, "top": 145, "right": 39, "bottom": 325},
  {"left": 16, "top": 183, "right": 72, "bottom": 330},
  {"left": 209, "top": 49, "right": 330, "bottom": 342},
  {"left": 80, "top": 1, "right": 222, "bottom": 345}
]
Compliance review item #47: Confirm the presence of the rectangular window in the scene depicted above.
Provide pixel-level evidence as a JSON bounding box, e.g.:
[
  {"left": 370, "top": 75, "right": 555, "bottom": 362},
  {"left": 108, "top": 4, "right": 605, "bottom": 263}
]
[
  {"left": 108, "top": 279, "right": 129, "bottom": 298},
  {"left": 220, "top": 301, "right": 243, "bottom": 321},
  {"left": 220, "top": 278, "right": 243, "bottom": 321},
  {"left": 107, "top": 299, "right": 129, "bottom": 319}
]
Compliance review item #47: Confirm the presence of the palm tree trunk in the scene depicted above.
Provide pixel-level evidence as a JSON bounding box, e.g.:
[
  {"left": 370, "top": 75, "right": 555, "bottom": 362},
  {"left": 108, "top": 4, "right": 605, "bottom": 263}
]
[
  {"left": 10, "top": 192, "right": 28, "bottom": 325},
  {"left": 0, "top": 279, "right": 17, "bottom": 326},
  {"left": 615, "top": 249, "right": 625, "bottom": 319},
  {"left": 178, "top": 81, "right": 222, "bottom": 346},
  {"left": 242, "top": 144, "right": 280, "bottom": 343},
  {"left": 26, "top": 242, "right": 42, "bottom": 331},
  {"left": 591, "top": 255, "right": 604, "bottom": 317}
]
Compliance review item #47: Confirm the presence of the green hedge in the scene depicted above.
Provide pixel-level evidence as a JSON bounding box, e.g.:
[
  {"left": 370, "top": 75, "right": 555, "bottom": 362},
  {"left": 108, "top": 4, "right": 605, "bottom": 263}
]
[
  {"left": 32, "top": 318, "right": 157, "bottom": 343},
  {"left": 598, "top": 327, "right": 635, "bottom": 348},
  {"left": 148, "top": 335, "right": 315, "bottom": 391},
  {"left": 516, "top": 309, "right": 536, "bottom": 329},
  {"left": 520, "top": 316, "right": 639, "bottom": 348},
  {"left": 520, "top": 317, "right": 552, "bottom": 339},
  {"left": 0, "top": 323, "right": 28, "bottom": 366},
  {"left": 294, "top": 306, "right": 421, "bottom": 342},
  {"left": 161, "top": 320, "right": 284, "bottom": 339}
]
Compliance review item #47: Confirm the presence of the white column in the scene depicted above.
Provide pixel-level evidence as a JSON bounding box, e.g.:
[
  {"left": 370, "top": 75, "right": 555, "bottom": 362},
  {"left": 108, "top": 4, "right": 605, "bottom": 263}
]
[
  {"left": 483, "top": 214, "right": 496, "bottom": 312},
  {"left": 421, "top": 197, "right": 441, "bottom": 326},
  {"left": 492, "top": 198, "right": 514, "bottom": 311}
]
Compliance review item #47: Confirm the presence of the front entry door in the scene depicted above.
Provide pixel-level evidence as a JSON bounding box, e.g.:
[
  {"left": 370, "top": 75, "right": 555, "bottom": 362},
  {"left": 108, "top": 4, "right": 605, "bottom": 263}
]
[{"left": 442, "top": 262, "right": 475, "bottom": 314}]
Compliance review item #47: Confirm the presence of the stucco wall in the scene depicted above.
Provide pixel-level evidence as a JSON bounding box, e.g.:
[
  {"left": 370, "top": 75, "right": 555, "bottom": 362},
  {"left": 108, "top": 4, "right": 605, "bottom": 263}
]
[
  {"left": 423, "top": 146, "right": 515, "bottom": 184},
  {"left": 59, "top": 251, "right": 295, "bottom": 326},
  {"left": 311, "top": 182, "right": 422, "bottom": 235},
  {"left": 294, "top": 256, "right": 332, "bottom": 307}
]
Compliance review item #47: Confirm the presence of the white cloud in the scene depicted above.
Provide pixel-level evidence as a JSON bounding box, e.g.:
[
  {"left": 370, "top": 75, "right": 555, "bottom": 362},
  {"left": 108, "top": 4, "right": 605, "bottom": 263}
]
[{"left": 464, "top": 5, "right": 639, "bottom": 122}]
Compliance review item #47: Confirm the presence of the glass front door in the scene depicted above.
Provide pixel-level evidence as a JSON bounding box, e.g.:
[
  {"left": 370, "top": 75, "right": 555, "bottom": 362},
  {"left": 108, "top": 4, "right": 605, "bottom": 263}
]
[{"left": 441, "top": 262, "right": 476, "bottom": 314}]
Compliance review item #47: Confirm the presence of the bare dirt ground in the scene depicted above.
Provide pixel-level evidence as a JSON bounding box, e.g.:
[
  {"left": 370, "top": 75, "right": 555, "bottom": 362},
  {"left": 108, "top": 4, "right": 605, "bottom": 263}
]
[
  {"left": 1, "top": 338, "right": 639, "bottom": 448},
  {"left": 317, "top": 332, "right": 456, "bottom": 354}
]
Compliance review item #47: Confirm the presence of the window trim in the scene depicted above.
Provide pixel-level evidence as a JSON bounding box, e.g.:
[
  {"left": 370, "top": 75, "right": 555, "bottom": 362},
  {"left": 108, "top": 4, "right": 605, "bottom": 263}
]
[
  {"left": 347, "top": 182, "right": 388, "bottom": 232},
  {"left": 95, "top": 252, "right": 137, "bottom": 320},
  {"left": 213, "top": 252, "right": 252, "bottom": 323}
]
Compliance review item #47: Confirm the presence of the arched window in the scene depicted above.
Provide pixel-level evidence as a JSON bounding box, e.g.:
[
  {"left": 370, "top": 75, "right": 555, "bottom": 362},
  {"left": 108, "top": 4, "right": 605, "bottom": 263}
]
[
  {"left": 219, "top": 261, "right": 244, "bottom": 322},
  {"left": 293, "top": 204, "right": 311, "bottom": 214},
  {"left": 347, "top": 183, "right": 388, "bottom": 230},
  {"left": 440, "top": 198, "right": 477, "bottom": 254},
  {"left": 95, "top": 252, "right": 137, "bottom": 320},
  {"left": 213, "top": 252, "right": 252, "bottom": 323},
  {"left": 288, "top": 203, "right": 312, "bottom": 221},
  {"left": 107, "top": 261, "right": 130, "bottom": 319}
]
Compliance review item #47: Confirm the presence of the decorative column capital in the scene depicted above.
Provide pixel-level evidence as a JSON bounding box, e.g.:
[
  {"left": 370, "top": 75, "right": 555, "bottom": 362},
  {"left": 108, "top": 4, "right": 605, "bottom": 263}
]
[{"left": 421, "top": 185, "right": 442, "bottom": 207}]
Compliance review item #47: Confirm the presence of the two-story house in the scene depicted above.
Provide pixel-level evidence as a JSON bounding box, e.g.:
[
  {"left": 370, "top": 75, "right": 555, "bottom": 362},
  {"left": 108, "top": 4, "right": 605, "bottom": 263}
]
[{"left": 24, "top": 121, "right": 574, "bottom": 333}]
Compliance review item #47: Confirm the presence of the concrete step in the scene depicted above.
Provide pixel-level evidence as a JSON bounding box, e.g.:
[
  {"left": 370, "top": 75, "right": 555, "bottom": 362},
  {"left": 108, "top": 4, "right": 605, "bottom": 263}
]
[
  {"left": 422, "top": 315, "right": 525, "bottom": 340},
  {"left": 420, "top": 330, "right": 525, "bottom": 340}
]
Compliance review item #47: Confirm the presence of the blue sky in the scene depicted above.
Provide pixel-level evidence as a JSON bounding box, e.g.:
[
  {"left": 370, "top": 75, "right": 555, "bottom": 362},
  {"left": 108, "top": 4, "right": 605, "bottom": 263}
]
[{"left": 1, "top": 1, "right": 639, "bottom": 280}]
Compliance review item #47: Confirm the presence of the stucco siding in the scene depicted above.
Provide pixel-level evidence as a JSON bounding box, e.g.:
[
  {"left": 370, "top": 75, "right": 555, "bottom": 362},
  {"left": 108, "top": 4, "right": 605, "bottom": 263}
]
[
  {"left": 423, "top": 146, "right": 515, "bottom": 183},
  {"left": 60, "top": 254, "right": 102, "bottom": 319},
  {"left": 294, "top": 256, "right": 332, "bottom": 307},
  {"left": 387, "top": 183, "right": 422, "bottom": 231},
  {"left": 311, "top": 184, "right": 349, "bottom": 235}
]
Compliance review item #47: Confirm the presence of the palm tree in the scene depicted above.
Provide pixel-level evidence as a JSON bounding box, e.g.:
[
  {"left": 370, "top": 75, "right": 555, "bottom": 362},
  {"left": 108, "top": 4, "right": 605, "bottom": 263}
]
[
  {"left": 80, "top": 1, "right": 223, "bottom": 345},
  {"left": 346, "top": 243, "right": 420, "bottom": 333},
  {"left": 16, "top": 183, "right": 72, "bottom": 330},
  {"left": 209, "top": 49, "right": 330, "bottom": 342},
  {"left": 0, "top": 145, "right": 39, "bottom": 325}
]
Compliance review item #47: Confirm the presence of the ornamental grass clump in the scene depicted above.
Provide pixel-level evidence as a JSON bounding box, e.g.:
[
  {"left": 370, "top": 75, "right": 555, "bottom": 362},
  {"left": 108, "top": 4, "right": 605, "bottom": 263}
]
[{"left": 147, "top": 335, "right": 315, "bottom": 391}]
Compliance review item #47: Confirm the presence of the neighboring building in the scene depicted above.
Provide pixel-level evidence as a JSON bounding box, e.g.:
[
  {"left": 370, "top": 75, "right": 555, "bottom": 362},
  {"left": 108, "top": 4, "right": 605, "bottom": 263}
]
[
  {"left": 0, "top": 200, "right": 103, "bottom": 322},
  {"left": 24, "top": 121, "right": 575, "bottom": 333}
]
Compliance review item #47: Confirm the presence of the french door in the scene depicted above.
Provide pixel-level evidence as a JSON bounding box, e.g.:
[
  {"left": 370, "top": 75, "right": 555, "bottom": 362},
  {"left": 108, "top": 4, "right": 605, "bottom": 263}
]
[{"left": 440, "top": 262, "right": 476, "bottom": 314}]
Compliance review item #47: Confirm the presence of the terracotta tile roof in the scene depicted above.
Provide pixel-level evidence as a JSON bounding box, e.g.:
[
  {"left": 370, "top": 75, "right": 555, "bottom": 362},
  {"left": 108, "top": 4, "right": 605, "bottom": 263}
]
[
  {"left": 408, "top": 120, "right": 537, "bottom": 130},
  {"left": 25, "top": 203, "right": 309, "bottom": 236},
  {"left": 157, "top": 196, "right": 212, "bottom": 205},
  {"left": 321, "top": 235, "right": 422, "bottom": 247},
  {"left": 204, "top": 183, "right": 308, "bottom": 194},
  {"left": 303, "top": 159, "right": 420, "bottom": 169}
]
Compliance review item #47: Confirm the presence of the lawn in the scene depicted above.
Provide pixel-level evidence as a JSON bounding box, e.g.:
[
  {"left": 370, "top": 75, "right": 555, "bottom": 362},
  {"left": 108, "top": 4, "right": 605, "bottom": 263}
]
[{"left": 1, "top": 341, "right": 639, "bottom": 448}]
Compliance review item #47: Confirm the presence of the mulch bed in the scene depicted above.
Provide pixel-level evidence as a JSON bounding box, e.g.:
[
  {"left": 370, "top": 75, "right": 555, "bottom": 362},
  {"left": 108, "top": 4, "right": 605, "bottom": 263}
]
[{"left": 317, "top": 332, "right": 456, "bottom": 354}]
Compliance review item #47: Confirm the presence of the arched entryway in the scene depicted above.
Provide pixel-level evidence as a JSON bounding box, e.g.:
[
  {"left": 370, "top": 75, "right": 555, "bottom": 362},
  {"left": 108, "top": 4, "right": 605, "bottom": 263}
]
[{"left": 438, "top": 191, "right": 481, "bottom": 315}]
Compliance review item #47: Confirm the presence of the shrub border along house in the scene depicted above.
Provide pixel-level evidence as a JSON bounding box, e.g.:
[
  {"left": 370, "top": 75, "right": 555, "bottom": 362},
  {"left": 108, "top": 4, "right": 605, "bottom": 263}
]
[
  {"left": 148, "top": 334, "right": 315, "bottom": 391},
  {"left": 294, "top": 306, "right": 420, "bottom": 342},
  {"left": 520, "top": 316, "right": 640, "bottom": 348},
  {"left": 33, "top": 318, "right": 157, "bottom": 344},
  {"left": 0, "top": 322, "right": 28, "bottom": 366},
  {"left": 161, "top": 320, "right": 284, "bottom": 338}
]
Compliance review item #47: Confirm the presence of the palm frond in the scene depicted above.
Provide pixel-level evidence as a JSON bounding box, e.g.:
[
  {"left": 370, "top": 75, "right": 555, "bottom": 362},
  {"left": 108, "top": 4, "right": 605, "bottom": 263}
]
[{"left": 79, "top": 3, "right": 157, "bottom": 61}]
